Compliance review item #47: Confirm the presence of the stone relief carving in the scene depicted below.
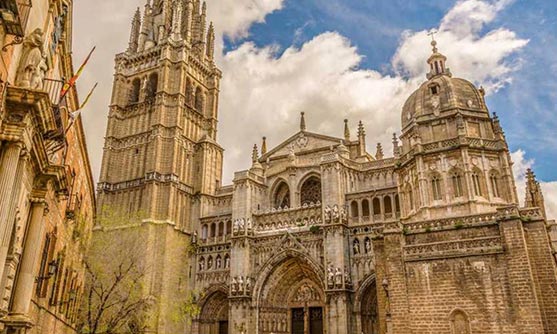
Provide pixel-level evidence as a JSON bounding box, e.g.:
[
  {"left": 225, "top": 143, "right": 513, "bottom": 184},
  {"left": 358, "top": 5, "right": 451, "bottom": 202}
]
[
  {"left": 324, "top": 204, "right": 347, "bottom": 224},
  {"left": 230, "top": 276, "right": 252, "bottom": 296},
  {"left": 293, "top": 283, "right": 318, "bottom": 302},
  {"left": 16, "top": 29, "right": 49, "bottom": 89}
]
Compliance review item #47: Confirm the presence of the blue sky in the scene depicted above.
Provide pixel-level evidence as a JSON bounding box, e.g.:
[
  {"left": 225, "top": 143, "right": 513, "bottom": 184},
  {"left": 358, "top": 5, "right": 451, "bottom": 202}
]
[{"left": 222, "top": 0, "right": 557, "bottom": 181}]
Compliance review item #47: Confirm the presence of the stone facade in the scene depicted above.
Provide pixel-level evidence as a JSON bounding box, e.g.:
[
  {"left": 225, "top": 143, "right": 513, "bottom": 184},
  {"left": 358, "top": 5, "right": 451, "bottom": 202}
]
[
  {"left": 96, "top": 2, "right": 557, "bottom": 334},
  {"left": 0, "top": 1, "right": 96, "bottom": 334}
]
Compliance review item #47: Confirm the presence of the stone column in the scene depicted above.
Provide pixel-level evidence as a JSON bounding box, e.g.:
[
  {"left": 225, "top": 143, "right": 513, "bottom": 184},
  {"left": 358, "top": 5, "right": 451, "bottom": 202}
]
[
  {"left": 0, "top": 142, "right": 23, "bottom": 281},
  {"left": 10, "top": 198, "right": 47, "bottom": 317}
]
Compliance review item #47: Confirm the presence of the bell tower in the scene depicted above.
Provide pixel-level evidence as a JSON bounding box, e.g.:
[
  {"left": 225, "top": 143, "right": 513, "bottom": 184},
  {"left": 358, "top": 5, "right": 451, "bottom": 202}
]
[{"left": 98, "top": 0, "right": 223, "bottom": 228}]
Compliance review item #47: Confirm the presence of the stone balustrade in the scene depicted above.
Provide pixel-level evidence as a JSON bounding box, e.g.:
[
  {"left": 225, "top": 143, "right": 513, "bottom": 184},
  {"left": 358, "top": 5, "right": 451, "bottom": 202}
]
[{"left": 253, "top": 204, "right": 322, "bottom": 233}]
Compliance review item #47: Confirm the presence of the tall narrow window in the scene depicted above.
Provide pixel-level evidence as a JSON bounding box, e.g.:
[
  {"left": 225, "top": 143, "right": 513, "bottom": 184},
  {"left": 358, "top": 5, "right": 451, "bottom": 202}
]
[
  {"left": 490, "top": 173, "right": 500, "bottom": 198},
  {"left": 361, "top": 199, "right": 370, "bottom": 217},
  {"left": 452, "top": 173, "right": 464, "bottom": 198},
  {"left": 472, "top": 172, "right": 482, "bottom": 197},
  {"left": 350, "top": 201, "right": 359, "bottom": 217},
  {"left": 129, "top": 78, "right": 141, "bottom": 104},
  {"left": 146, "top": 73, "right": 158, "bottom": 100},
  {"left": 431, "top": 175, "right": 443, "bottom": 201},
  {"left": 274, "top": 182, "right": 290, "bottom": 209},
  {"left": 195, "top": 87, "right": 204, "bottom": 112}
]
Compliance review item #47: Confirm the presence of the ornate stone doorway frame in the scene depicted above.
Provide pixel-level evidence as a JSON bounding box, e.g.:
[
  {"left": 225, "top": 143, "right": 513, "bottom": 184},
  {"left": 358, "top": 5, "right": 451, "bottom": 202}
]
[
  {"left": 353, "top": 274, "right": 380, "bottom": 334},
  {"left": 252, "top": 249, "right": 326, "bottom": 334},
  {"left": 194, "top": 286, "right": 229, "bottom": 334}
]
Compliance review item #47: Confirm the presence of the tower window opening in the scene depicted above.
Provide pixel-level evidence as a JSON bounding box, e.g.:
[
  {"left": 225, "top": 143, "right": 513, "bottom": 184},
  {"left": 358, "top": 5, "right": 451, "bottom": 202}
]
[
  {"left": 350, "top": 201, "right": 359, "bottom": 217},
  {"left": 431, "top": 175, "right": 443, "bottom": 201},
  {"left": 430, "top": 85, "right": 439, "bottom": 95},
  {"left": 273, "top": 182, "right": 290, "bottom": 209},
  {"left": 472, "top": 171, "right": 483, "bottom": 197},
  {"left": 362, "top": 199, "right": 370, "bottom": 217},
  {"left": 452, "top": 173, "right": 464, "bottom": 198},
  {"left": 490, "top": 173, "right": 501, "bottom": 198},
  {"left": 129, "top": 78, "right": 141, "bottom": 104}
]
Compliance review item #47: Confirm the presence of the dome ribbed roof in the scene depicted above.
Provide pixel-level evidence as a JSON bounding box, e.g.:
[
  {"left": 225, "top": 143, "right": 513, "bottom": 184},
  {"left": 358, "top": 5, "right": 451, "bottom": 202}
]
[{"left": 402, "top": 75, "right": 486, "bottom": 128}]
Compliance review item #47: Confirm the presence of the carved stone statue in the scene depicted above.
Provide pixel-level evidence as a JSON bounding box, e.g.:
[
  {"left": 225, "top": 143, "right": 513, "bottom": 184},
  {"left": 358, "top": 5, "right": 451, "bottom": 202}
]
[
  {"left": 231, "top": 277, "right": 238, "bottom": 293},
  {"left": 233, "top": 220, "right": 239, "bottom": 234},
  {"left": 191, "top": 231, "right": 198, "bottom": 244},
  {"left": 335, "top": 267, "right": 343, "bottom": 287},
  {"left": 332, "top": 205, "right": 340, "bottom": 222},
  {"left": 340, "top": 205, "right": 347, "bottom": 221},
  {"left": 327, "top": 266, "right": 335, "bottom": 288},
  {"left": 365, "top": 238, "right": 372, "bottom": 254},
  {"left": 225, "top": 256, "right": 230, "bottom": 268},
  {"left": 324, "top": 206, "right": 332, "bottom": 223},
  {"left": 344, "top": 266, "right": 352, "bottom": 286},
  {"left": 207, "top": 257, "right": 213, "bottom": 269},
  {"left": 216, "top": 256, "right": 222, "bottom": 269},
  {"left": 353, "top": 239, "right": 360, "bottom": 254},
  {"left": 16, "top": 29, "right": 48, "bottom": 89},
  {"left": 199, "top": 258, "right": 204, "bottom": 271},
  {"left": 246, "top": 218, "right": 253, "bottom": 232},
  {"left": 245, "top": 277, "right": 251, "bottom": 293},
  {"left": 238, "top": 218, "right": 245, "bottom": 231},
  {"left": 238, "top": 276, "right": 244, "bottom": 293}
]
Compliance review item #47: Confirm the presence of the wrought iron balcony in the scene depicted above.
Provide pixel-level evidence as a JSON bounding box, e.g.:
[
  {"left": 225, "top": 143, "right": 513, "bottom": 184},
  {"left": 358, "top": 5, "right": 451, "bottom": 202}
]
[{"left": 0, "top": 0, "right": 32, "bottom": 37}]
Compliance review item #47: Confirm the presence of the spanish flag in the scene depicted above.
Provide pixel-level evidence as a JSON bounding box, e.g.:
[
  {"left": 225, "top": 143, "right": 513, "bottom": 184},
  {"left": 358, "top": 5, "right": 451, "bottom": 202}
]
[{"left": 59, "top": 46, "right": 96, "bottom": 103}]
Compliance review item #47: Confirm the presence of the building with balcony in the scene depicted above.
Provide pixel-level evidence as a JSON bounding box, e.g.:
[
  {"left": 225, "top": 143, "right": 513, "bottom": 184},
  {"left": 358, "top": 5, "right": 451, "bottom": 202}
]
[{"left": 0, "top": 1, "right": 95, "bottom": 333}]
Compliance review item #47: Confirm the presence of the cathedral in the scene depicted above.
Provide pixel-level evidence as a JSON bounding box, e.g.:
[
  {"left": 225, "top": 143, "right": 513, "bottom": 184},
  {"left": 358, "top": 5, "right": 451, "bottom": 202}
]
[{"left": 96, "top": 1, "right": 557, "bottom": 334}]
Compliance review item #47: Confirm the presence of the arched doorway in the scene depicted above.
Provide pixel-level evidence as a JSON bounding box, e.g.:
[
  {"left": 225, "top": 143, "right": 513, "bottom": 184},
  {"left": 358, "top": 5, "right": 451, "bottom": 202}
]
[
  {"left": 255, "top": 252, "right": 325, "bottom": 334},
  {"left": 359, "top": 278, "right": 379, "bottom": 334},
  {"left": 198, "top": 290, "right": 229, "bottom": 334}
]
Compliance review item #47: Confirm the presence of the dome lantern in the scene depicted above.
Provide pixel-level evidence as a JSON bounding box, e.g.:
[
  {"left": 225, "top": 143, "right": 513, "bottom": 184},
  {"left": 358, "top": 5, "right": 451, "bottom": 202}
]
[{"left": 426, "top": 33, "right": 451, "bottom": 79}]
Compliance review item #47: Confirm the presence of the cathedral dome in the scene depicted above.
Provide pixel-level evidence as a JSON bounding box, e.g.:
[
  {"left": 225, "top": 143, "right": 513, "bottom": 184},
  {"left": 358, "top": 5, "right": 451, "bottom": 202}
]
[{"left": 401, "top": 41, "right": 486, "bottom": 129}]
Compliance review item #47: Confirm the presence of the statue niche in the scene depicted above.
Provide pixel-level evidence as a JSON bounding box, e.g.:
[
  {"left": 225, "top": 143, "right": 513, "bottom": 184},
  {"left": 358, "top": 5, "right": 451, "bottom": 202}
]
[{"left": 16, "top": 29, "right": 49, "bottom": 89}]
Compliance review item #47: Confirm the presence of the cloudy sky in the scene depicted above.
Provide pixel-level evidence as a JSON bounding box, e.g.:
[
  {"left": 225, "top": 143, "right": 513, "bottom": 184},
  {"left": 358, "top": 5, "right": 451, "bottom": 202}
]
[{"left": 72, "top": 0, "right": 557, "bottom": 219}]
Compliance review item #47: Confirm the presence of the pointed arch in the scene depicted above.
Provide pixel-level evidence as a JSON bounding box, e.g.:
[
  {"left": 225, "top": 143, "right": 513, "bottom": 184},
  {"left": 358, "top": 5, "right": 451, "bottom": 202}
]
[
  {"left": 449, "top": 309, "right": 471, "bottom": 334},
  {"left": 299, "top": 173, "right": 322, "bottom": 206},
  {"left": 449, "top": 167, "right": 465, "bottom": 199},
  {"left": 195, "top": 86, "right": 204, "bottom": 112},
  {"left": 129, "top": 78, "right": 141, "bottom": 104},
  {"left": 362, "top": 199, "right": 370, "bottom": 217},
  {"left": 146, "top": 72, "right": 158, "bottom": 100},
  {"left": 351, "top": 201, "right": 359, "bottom": 217},
  {"left": 271, "top": 179, "right": 291, "bottom": 209}
]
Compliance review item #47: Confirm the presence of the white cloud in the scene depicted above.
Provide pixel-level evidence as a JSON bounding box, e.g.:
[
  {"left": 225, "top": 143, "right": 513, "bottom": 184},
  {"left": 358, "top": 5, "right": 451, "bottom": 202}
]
[
  {"left": 392, "top": 0, "right": 528, "bottom": 93},
  {"left": 511, "top": 150, "right": 557, "bottom": 220},
  {"left": 206, "top": 0, "right": 284, "bottom": 40},
  {"left": 216, "top": 0, "right": 528, "bottom": 181}
]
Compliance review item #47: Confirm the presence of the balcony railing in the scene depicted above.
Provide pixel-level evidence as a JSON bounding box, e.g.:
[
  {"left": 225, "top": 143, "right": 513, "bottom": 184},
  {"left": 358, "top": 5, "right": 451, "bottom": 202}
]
[
  {"left": 0, "top": 0, "right": 32, "bottom": 37},
  {"left": 42, "top": 78, "right": 66, "bottom": 153}
]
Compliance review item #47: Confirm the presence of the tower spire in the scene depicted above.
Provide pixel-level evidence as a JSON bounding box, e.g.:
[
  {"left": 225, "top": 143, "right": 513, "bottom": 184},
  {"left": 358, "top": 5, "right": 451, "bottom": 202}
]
[
  {"left": 128, "top": 7, "right": 141, "bottom": 52},
  {"left": 375, "top": 143, "right": 384, "bottom": 160},
  {"left": 426, "top": 30, "right": 451, "bottom": 79},
  {"left": 357, "top": 121, "right": 366, "bottom": 157},
  {"left": 261, "top": 137, "right": 267, "bottom": 155},
  {"left": 344, "top": 119, "right": 350, "bottom": 142},
  {"left": 206, "top": 22, "right": 215, "bottom": 59},
  {"left": 524, "top": 168, "right": 546, "bottom": 218}
]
